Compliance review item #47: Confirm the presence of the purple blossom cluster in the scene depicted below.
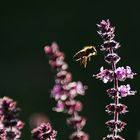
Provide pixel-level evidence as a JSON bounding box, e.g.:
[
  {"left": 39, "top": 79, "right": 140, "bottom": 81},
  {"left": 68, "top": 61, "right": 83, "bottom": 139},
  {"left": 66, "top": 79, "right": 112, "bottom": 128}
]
[
  {"left": 94, "top": 20, "right": 136, "bottom": 140},
  {"left": 44, "top": 43, "right": 88, "bottom": 140},
  {"left": 31, "top": 122, "right": 57, "bottom": 140},
  {"left": 0, "top": 96, "right": 24, "bottom": 140}
]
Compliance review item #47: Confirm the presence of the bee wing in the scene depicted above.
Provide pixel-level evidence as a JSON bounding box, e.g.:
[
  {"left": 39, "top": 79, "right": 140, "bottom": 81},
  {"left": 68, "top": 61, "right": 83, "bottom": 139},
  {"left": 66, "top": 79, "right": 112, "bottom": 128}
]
[{"left": 73, "top": 50, "right": 86, "bottom": 61}]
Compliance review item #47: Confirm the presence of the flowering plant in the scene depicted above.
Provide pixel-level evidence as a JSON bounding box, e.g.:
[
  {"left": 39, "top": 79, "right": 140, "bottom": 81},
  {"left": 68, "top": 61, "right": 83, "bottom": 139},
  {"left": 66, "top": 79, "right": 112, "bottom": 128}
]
[
  {"left": 94, "top": 20, "right": 136, "bottom": 140},
  {"left": 44, "top": 43, "right": 89, "bottom": 140},
  {"left": 0, "top": 20, "right": 136, "bottom": 140},
  {"left": 0, "top": 97, "right": 24, "bottom": 140}
]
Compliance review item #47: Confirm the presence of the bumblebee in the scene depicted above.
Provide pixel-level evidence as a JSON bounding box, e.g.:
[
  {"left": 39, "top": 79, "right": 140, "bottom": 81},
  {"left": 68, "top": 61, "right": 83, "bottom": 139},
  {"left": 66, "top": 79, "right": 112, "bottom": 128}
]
[{"left": 73, "top": 46, "right": 97, "bottom": 68}]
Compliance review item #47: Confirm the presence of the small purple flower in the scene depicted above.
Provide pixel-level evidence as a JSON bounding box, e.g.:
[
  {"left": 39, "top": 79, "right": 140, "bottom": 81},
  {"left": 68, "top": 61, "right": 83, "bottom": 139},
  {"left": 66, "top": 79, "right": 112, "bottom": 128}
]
[
  {"left": 118, "top": 84, "right": 136, "bottom": 97},
  {"left": 106, "top": 120, "right": 126, "bottom": 132},
  {"left": 44, "top": 42, "right": 59, "bottom": 55},
  {"left": 67, "top": 115, "right": 86, "bottom": 130},
  {"left": 74, "top": 81, "right": 87, "bottom": 96},
  {"left": 31, "top": 123, "right": 57, "bottom": 140},
  {"left": 115, "top": 66, "right": 136, "bottom": 81},
  {"left": 51, "top": 81, "right": 87, "bottom": 101},
  {"left": 97, "top": 20, "right": 111, "bottom": 31},
  {"left": 51, "top": 84, "right": 64, "bottom": 100},
  {"left": 53, "top": 100, "right": 65, "bottom": 112},
  {"left": 53, "top": 100, "right": 82, "bottom": 114},
  {"left": 66, "top": 81, "right": 87, "bottom": 98},
  {"left": 97, "top": 19, "right": 115, "bottom": 40},
  {"left": 105, "top": 103, "right": 128, "bottom": 114},
  {"left": 64, "top": 100, "right": 82, "bottom": 114},
  {"left": 44, "top": 46, "right": 53, "bottom": 55},
  {"left": 49, "top": 56, "right": 68, "bottom": 70},
  {"left": 55, "top": 70, "right": 72, "bottom": 84},
  {"left": 106, "top": 88, "right": 117, "bottom": 98},
  {"left": 101, "top": 40, "right": 120, "bottom": 51},
  {"left": 125, "top": 66, "right": 136, "bottom": 79},
  {"left": 70, "top": 131, "right": 89, "bottom": 140},
  {"left": 94, "top": 67, "right": 113, "bottom": 83},
  {"left": 115, "top": 67, "right": 126, "bottom": 81},
  {"left": 105, "top": 53, "right": 120, "bottom": 64}
]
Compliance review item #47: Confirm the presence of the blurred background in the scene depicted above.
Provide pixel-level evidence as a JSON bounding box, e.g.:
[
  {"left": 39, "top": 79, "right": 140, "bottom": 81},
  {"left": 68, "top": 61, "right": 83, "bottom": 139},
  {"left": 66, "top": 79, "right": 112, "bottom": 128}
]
[{"left": 0, "top": 0, "right": 140, "bottom": 139}]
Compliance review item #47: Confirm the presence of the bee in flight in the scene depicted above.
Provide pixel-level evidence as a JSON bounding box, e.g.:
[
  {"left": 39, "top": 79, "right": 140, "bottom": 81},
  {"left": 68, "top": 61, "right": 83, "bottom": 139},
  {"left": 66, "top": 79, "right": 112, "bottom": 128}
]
[{"left": 73, "top": 46, "right": 97, "bottom": 68}]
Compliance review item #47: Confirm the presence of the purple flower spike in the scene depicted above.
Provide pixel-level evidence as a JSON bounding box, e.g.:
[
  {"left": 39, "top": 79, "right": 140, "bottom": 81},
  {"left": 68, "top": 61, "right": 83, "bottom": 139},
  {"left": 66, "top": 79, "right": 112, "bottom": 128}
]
[
  {"left": 31, "top": 123, "right": 57, "bottom": 140},
  {"left": 95, "top": 20, "right": 136, "bottom": 139},
  {"left": 45, "top": 43, "right": 88, "bottom": 140},
  {"left": 94, "top": 67, "right": 113, "bottom": 83},
  {"left": 0, "top": 97, "right": 24, "bottom": 140}
]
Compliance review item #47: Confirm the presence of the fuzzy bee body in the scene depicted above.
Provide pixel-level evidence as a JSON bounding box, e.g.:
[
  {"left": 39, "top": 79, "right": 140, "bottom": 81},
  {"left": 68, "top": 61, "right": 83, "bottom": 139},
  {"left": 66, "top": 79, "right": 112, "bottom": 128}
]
[{"left": 73, "top": 46, "right": 97, "bottom": 68}]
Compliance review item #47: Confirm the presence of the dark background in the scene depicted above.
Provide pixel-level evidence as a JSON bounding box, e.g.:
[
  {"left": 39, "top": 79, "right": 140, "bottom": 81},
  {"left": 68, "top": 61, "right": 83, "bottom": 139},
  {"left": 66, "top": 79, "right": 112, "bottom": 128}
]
[{"left": 0, "top": 0, "right": 139, "bottom": 140}]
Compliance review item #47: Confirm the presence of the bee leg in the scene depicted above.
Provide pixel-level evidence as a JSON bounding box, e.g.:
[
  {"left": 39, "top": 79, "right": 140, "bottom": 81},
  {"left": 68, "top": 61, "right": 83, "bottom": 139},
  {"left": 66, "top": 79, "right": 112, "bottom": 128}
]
[
  {"left": 80, "top": 58, "right": 84, "bottom": 65},
  {"left": 84, "top": 57, "right": 88, "bottom": 68},
  {"left": 84, "top": 62, "right": 87, "bottom": 68},
  {"left": 93, "top": 52, "right": 97, "bottom": 55},
  {"left": 88, "top": 56, "right": 91, "bottom": 61}
]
